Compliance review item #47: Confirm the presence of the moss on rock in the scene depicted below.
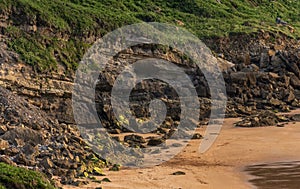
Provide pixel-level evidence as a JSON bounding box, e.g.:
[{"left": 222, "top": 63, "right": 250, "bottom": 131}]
[{"left": 0, "top": 163, "right": 56, "bottom": 189}]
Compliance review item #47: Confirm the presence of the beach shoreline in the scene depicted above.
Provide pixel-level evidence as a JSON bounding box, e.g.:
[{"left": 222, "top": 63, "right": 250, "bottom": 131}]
[{"left": 62, "top": 113, "right": 300, "bottom": 189}]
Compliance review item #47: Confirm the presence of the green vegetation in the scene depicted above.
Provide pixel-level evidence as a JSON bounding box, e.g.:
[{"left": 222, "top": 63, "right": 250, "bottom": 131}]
[
  {"left": 1, "top": 0, "right": 300, "bottom": 70},
  {"left": 0, "top": 163, "right": 56, "bottom": 189}
]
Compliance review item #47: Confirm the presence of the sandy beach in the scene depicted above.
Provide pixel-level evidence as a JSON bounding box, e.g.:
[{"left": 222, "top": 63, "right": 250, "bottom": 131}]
[{"left": 61, "top": 112, "right": 300, "bottom": 189}]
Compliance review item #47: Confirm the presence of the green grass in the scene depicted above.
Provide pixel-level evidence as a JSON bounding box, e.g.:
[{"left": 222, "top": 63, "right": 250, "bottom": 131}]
[
  {"left": 1, "top": 0, "right": 300, "bottom": 70},
  {"left": 0, "top": 163, "right": 56, "bottom": 189}
]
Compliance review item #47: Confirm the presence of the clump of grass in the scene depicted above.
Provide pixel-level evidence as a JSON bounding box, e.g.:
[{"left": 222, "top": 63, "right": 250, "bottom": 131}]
[
  {"left": 1, "top": 0, "right": 300, "bottom": 70},
  {"left": 0, "top": 163, "right": 56, "bottom": 189}
]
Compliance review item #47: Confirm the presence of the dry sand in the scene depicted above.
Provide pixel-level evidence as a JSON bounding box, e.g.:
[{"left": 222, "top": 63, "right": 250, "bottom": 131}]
[{"left": 62, "top": 114, "right": 300, "bottom": 189}]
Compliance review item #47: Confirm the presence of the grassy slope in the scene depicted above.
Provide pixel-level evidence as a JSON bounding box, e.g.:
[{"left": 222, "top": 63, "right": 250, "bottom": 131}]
[
  {"left": 0, "top": 163, "right": 56, "bottom": 189},
  {"left": 0, "top": 0, "right": 300, "bottom": 70}
]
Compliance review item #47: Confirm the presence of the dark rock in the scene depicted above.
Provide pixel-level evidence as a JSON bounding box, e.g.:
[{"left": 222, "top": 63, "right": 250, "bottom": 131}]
[
  {"left": 22, "top": 144, "right": 39, "bottom": 157},
  {"left": 291, "top": 114, "right": 300, "bottom": 122},
  {"left": 72, "top": 180, "right": 86, "bottom": 187},
  {"left": 259, "top": 52, "right": 269, "bottom": 68},
  {"left": 111, "top": 136, "right": 121, "bottom": 142},
  {"left": 109, "top": 164, "right": 120, "bottom": 171},
  {"left": 124, "top": 134, "right": 146, "bottom": 144},
  {"left": 151, "top": 149, "right": 161, "bottom": 154},
  {"left": 1, "top": 127, "right": 44, "bottom": 146},
  {"left": 40, "top": 157, "right": 54, "bottom": 169},
  {"left": 290, "top": 74, "right": 300, "bottom": 89},
  {"left": 281, "top": 53, "right": 300, "bottom": 78},
  {"left": 54, "top": 159, "right": 71, "bottom": 169},
  {"left": 230, "top": 72, "right": 248, "bottom": 84},
  {"left": 247, "top": 72, "right": 257, "bottom": 85},
  {"left": 147, "top": 137, "right": 165, "bottom": 146},
  {"left": 276, "top": 123, "right": 285, "bottom": 127},
  {"left": 14, "top": 153, "right": 35, "bottom": 166},
  {"left": 285, "top": 91, "right": 295, "bottom": 102},
  {"left": 235, "top": 111, "right": 281, "bottom": 127},
  {"left": 172, "top": 171, "right": 186, "bottom": 175},
  {"left": 191, "top": 133, "right": 203, "bottom": 140},
  {"left": 171, "top": 143, "right": 183, "bottom": 147},
  {"left": 110, "top": 128, "right": 121, "bottom": 134}
]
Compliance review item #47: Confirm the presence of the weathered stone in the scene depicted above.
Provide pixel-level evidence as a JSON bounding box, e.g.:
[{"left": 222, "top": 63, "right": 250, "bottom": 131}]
[
  {"left": 290, "top": 74, "right": 300, "bottom": 89},
  {"left": 285, "top": 91, "right": 295, "bottom": 102},
  {"left": 0, "top": 139, "right": 9, "bottom": 150},
  {"left": 171, "top": 143, "right": 183, "bottom": 147},
  {"left": 40, "top": 157, "right": 54, "bottom": 169},
  {"left": 124, "top": 134, "right": 146, "bottom": 144},
  {"left": 22, "top": 144, "right": 39, "bottom": 157},
  {"left": 230, "top": 72, "right": 248, "bottom": 84},
  {"left": 0, "top": 155, "right": 16, "bottom": 166},
  {"left": 14, "top": 153, "right": 35, "bottom": 166},
  {"left": 291, "top": 114, "right": 300, "bottom": 122},
  {"left": 0, "top": 125, "right": 7, "bottom": 135},
  {"left": 260, "top": 52, "right": 269, "bottom": 68},
  {"left": 247, "top": 72, "right": 257, "bottom": 85},
  {"left": 270, "top": 55, "right": 282, "bottom": 67},
  {"left": 1, "top": 127, "right": 44, "bottom": 146},
  {"left": 172, "top": 171, "right": 186, "bottom": 175},
  {"left": 269, "top": 98, "right": 281, "bottom": 106},
  {"left": 147, "top": 137, "right": 165, "bottom": 146},
  {"left": 235, "top": 111, "right": 281, "bottom": 127},
  {"left": 191, "top": 133, "right": 203, "bottom": 140},
  {"left": 3, "top": 147, "right": 19, "bottom": 156}
]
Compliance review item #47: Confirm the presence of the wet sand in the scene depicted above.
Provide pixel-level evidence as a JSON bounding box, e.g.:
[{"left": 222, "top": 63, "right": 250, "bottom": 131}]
[
  {"left": 62, "top": 113, "right": 300, "bottom": 189},
  {"left": 245, "top": 161, "right": 300, "bottom": 189}
]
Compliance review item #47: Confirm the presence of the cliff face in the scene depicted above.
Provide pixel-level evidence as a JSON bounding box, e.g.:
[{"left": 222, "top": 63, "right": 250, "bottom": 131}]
[
  {"left": 1, "top": 32, "right": 300, "bottom": 125},
  {"left": 0, "top": 2, "right": 300, "bottom": 122},
  {"left": 0, "top": 39, "right": 74, "bottom": 123}
]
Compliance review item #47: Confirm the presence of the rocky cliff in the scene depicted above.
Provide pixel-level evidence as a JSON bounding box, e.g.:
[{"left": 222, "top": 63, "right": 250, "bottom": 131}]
[{"left": 1, "top": 0, "right": 300, "bottom": 187}]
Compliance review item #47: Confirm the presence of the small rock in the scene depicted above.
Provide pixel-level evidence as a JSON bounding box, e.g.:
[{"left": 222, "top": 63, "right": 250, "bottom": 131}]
[
  {"left": 291, "top": 114, "right": 300, "bottom": 122},
  {"left": 109, "top": 164, "right": 120, "bottom": 171},
  {"left": 124, "top": 134, "right": 146, "bottom": 143},
  {"left": 172, "top": 171, "right": 186, "bottom": 175},
  {"left": 110, "top": 128, "right": 121, "bottom": 134},
  {"left": 101, "top": 178, "right": 111, "bottom": 182},
  {"left": 0, "top": 139, "right": 9, "bottom": 150},
  {"left": 111, "top": 136, "right": 121, "bottom": 142},
  {"left": 22, "top": 144, "right": 39, "bottom": 157},
  {"left": 171, "top": 143, "right": 183, "bottom": 147},
  {"left": 147, "top": 137, "right": 165, "bottom": 146},
  {"left": 0, "top": 125, "right": 7, "bottom": 135},
  {"left": 14, "top": 153, "right": 35, "bottom": 166},
  {"left": 3, "top": 147, "right": 19, "bottom": 156},
  {"left": 285, "top": 92, "right": 295, "bottom": 102},
  {"left": 1, "top": 127, "right": 44, "bottom": 146},
  {"left": 235, "top": 111, "right": 280, "bottom": 127},
  {"left": 0, "top": 155, "right": 16, "bottom": 166},
  {"left": 151, "top": 149, "right": 161, "bottom": 154},
  {"left": 40, "top": 157, "right": 54, "bottom": 169},
  {"left": 269, "top": 98, "right": 281, "bottom": 106},
  {"left": 276, "top": 123, "right": 285, "bottom": 127},
  {"left": 191, "top": 133, "right": 203, "bottom": 140},
  {"left": 77, "top": 164, "right": 87, "bottom": 175}
]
